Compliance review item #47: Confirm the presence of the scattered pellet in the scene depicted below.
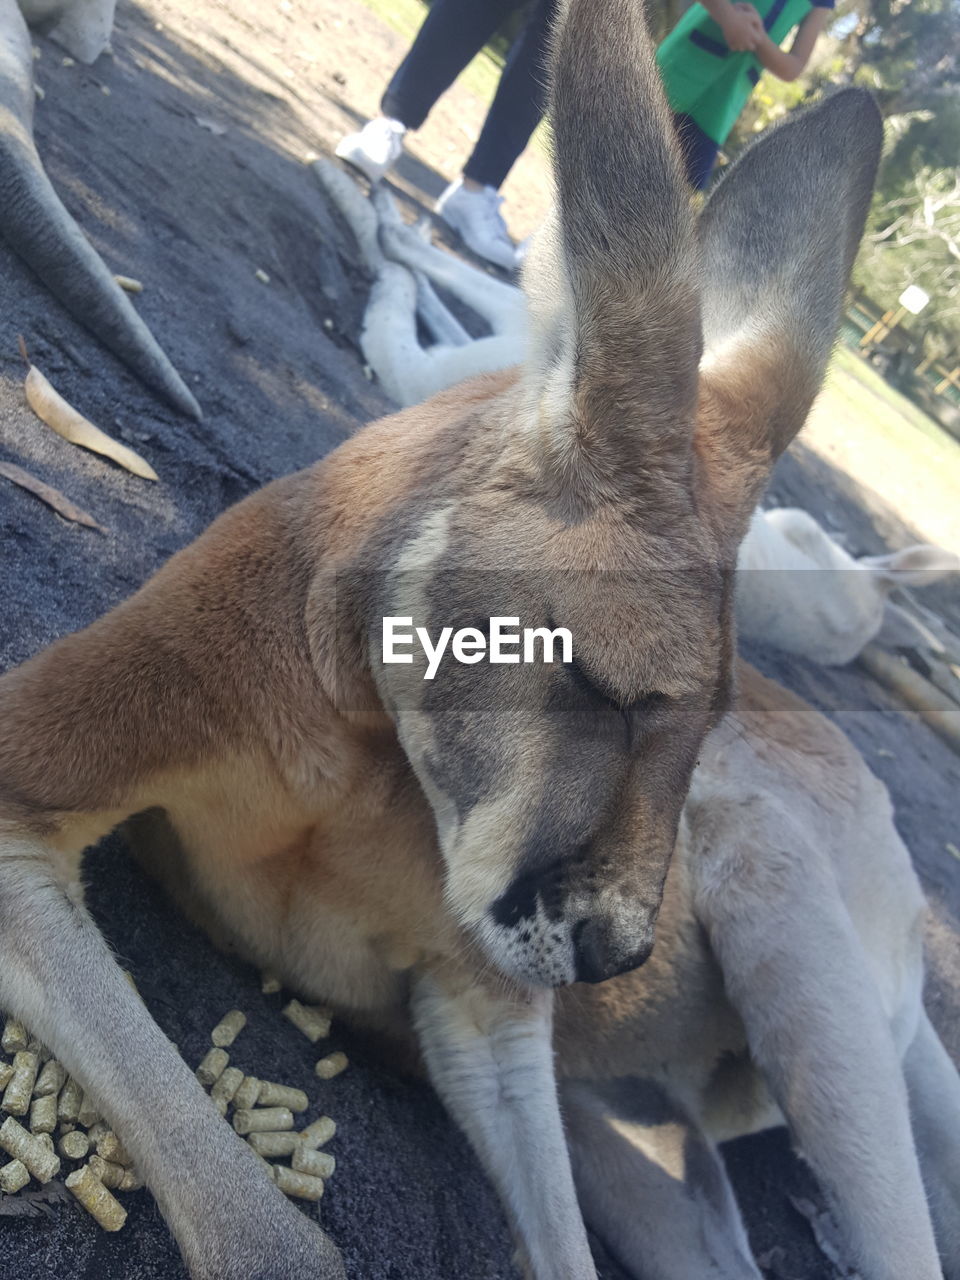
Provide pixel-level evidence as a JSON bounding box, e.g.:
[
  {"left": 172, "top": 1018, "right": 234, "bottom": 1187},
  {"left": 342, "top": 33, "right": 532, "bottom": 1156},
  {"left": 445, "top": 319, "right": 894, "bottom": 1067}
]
[
  {"left": 245, "top": 1130, "right": 301, "bottom": 1158},
  {"left": 0, "top": 1116, "right": 60, "bottom": 1182},
  {"left": 196, "top": 1048, "right": 229, "bottom": 1087},
  {"left": 254, "top": 268, "right": 270, "bottom": 284},
  {"left": 0, "top": 1063, "right": 14, "bottom": 1092},
  {"left": 77, "top": 1093, "right": 101, "bottom": 1128},
  {"left": 211, "top": 1010, "right": 246, "bottom": 1048},
  {"left": 233, "top": 1107, "right": 293, "bottom": 1136},
  {"left": 314, "top": 1052, "right": 348, "bottom": 1081},
  {"left": 1, "top": 1019, "right": 28, "bottom": 1054},
  {"left": 249, "top": 1149, "right": 274, "bottom": 1179},
  {"left": 273, "top": 1164, "right": 324, "bottom": 1201},
  {"left": 260, "top": 972, "right": 281, "bottom": 995},
  {"left": 66, "top": 1164, "right": 127, "bottom": 1231},
  {"left": 210, "top": 1066, "right": 244, "bottom": 1115},
  {"left": 299, "top": 1115, "right": 336, "bottom": 1149},
  {"left": 283, "top": 1000, "right": 331, "bottom": 1043},
  {"left": 86, "top": 1121, "right": 110, "bottom": 1147},
  {"left": 58, "top": 1078, "right": 82, "bottom": 1124},
  {"left": 256, "top": 1082, "right": 308, "bottom": 1112},
  {"left": 114, "top": 275, "right": 143, "bottom": 294},
  {"left": 118, "top": 1167, "right": 143, "bottom": 1192},
  {"left": 0, "top": 1158, "right": 29, "bottom": 1192},
  {"left": 88, "top": 1154, "right": 125, "bottom": 1190},
  {"left": 34, "top": 1059, "right": 67, "bottom": 1098},
  {"left": 96, "top": 1132, "right": 131, "bottom": 1166},
  {"left": 29, "top": 1094, "right": 57, "bottom": 1134},
  {"left": 292, "top": 1146, "right": 335, "bottom": 1179},
  {"left": 232, "top": 1076, "right": 260, "bottom": 1111},
  {"left": 59, "top": 1130, "right": 90, "bottom": 1160},
  {"left": 3, "top": 1051, "right": 40, "bottom": 1115}
]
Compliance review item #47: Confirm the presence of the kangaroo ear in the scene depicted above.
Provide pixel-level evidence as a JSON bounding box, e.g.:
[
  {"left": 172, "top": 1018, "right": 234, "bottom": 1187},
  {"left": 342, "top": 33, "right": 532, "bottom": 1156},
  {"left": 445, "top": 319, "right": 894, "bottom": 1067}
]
[{"left": 695, "top": 90, "right": 882, "bottom": 532}]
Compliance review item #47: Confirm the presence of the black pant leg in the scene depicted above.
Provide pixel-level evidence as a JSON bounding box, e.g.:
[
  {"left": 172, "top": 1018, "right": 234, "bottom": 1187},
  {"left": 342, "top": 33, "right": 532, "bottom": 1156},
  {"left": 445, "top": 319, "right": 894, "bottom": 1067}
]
[
  {"left": 381, "top": 0, "right": 522, "bottom": 131},
  {"left": 463, "top": 0, "right": 559, "bottom": 188}
]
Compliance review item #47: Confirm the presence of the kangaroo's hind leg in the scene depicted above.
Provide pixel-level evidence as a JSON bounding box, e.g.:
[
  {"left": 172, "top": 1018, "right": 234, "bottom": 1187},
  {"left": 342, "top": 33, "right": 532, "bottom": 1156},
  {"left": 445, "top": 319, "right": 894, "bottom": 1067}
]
[
  {"left": 904, "top": 1010, "right": 960, "bottom": 1277},
  {"left": 561, "top": 1077, "right": 761, "bottom": 1279},
  {"left": 692, "top": 807, "right": 942, "bottom": 1280},
  {"left": 372, "top": 187, "right": 526, "bottom": 335}
]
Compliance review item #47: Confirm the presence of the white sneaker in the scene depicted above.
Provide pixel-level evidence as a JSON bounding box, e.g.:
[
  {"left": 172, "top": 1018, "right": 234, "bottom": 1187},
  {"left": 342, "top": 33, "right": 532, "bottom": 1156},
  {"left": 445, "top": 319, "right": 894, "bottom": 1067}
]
[
  {"left": 335, "top": 117, "right": 406, "bottom": 183},
  {"left": 436, "top": 180, "right": 517, "bottom": 271}
]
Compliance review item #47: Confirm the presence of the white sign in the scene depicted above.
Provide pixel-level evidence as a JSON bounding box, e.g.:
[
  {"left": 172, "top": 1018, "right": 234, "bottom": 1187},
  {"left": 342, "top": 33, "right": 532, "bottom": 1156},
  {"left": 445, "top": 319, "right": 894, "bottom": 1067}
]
[{"left": 899, "top": 285, "right": 930, "bottom": 315}]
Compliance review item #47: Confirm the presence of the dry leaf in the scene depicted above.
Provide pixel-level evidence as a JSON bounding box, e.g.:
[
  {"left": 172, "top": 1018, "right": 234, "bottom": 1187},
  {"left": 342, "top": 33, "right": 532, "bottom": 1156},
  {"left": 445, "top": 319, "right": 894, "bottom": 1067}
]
[
  {"left": 24, "top": 365, "right": 158, "bottom": 482},
  {"left": 0, "top": 461, "right": 105, "bottom": 532}
]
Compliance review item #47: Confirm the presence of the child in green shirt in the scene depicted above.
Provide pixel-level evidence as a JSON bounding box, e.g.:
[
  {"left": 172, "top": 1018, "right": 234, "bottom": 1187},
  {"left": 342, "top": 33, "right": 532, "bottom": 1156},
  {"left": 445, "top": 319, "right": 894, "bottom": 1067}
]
[{"left": 657, "top": 0, "right": 835, "bottom": 188}]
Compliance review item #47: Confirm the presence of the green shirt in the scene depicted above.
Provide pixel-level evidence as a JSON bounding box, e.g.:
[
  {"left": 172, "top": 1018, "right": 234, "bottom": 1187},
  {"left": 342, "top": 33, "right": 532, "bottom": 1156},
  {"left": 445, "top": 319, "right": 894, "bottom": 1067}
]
[{"left": 656, "top": 0, "right": 817, "bottom": 145}]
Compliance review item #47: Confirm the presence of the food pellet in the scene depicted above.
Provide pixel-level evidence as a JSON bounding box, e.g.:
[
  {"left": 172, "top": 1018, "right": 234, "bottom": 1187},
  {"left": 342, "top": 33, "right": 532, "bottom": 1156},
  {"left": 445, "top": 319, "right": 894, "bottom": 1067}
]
[
  {"left": 35, "top": 1132, "right": 55, "bottom": 1154},
  {"left": 210, "top": 1066, "right": 244, "bottom": 1115},
  {"left": 34, "top": 1059, "right": 67, "bottom": 1098},
  {"left": 88, "top": 1154, "right": 125, "bottom": 1189},
  {"left": 249, "top": 1149, "right": 274, "bottom": 1179},
  {"left": 273, "top": 1164, "right": 324, "bottom": 1201},
  {"left": 86, "top": 1121, "right": 110, "bottom": 1146},
  {"left": 245, "top": 1130, "right": 301, "bottom": 1158},
  {"left": 292, "top": 1146, "right": 335, "bottom": 1179},
  {"left": 29, "top": 1094, "right": 57, "bottom": 1134},
  {"left": 233, "top": 1107, "right": 294, "bottom": 1136},
  {"left": 283, "top": 1000, "right": 331, "bottom": 1043},
  {"left": 77, "top": 1093, "right": 100, "bottom": 1128},
  {"left": 96, "top": 1132, "right": 131, "bottom": 1166},
  {"left": 314, "top": 1052, "right": 348, "bottom": 1081},
  {"left": 256, "top": 1082, "right": 308, "bottom": 1112},
  {"left": 0, "top": 1116, "right": 60, "bottom": 1182},
  {"left": 118, "top": 1167, "right": 144, "bottom": 1192},
  {"left": 210, "top": 1010, "right": 246, "bottom": 1048},
  {"left": 299, "top": 1115, "right": 336, "bottom": 1149},
  {"left": 1, "top": 1019, "right": 28, "bottom": 1054},
  {"left": 232, "top": 1076, "right": 260, "bottom": 1111},
  {"left": 58, "top": 1078, "right": 82, "bottom": 1124},
  {"left": 66, "top": 1164, "right": 127, "bottom": 1231},
  {"left": 196, "top": 1048, "right": 229, "bottom": 1086},
  {"left": 260, "top": 972, "right": 281, "bottom": 995},
  {"left": 3, "top": 1051, "right": 40, "bottom": 1115},
  {"left": 0, "top": 1063, "right": 14, "bottom": 1091},
  {"left": 0, "top": 1158, "right": 29, "bottom": 1192},
  {"left": 59, "top": 1130, "right": 90, "bottom": 1160}
]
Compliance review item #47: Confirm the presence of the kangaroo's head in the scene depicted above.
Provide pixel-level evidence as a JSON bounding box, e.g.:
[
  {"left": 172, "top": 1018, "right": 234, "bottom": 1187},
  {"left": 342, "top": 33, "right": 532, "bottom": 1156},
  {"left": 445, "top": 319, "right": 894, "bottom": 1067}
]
[{"left": 341, "top": 0, "right": 881, "bottom": 989}]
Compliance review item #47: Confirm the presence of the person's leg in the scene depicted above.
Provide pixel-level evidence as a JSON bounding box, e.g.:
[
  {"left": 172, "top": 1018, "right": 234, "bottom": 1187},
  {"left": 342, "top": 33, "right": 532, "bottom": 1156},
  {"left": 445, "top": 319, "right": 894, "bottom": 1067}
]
[
  {"left": 672, "top": 113, "right": 720, "bottom": 190},
  {"left": 381, "top": 0, "right": 521, "bottom": 131},
  {"left": 462, "top": 0, "right": 559, "bottom": 189}
]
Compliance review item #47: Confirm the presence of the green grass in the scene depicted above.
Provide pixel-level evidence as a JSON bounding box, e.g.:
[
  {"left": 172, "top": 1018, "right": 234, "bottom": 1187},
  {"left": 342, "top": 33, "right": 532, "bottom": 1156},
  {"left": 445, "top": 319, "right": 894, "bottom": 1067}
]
[{"left": 826, "top": 345, "right": 960, "bottom": 474}]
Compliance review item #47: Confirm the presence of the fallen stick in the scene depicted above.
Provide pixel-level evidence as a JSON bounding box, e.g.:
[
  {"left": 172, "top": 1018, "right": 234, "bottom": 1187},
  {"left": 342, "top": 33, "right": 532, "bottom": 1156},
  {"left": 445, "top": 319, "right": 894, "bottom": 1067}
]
[
  {"left": 0, "top": 461, "right": 105, "bottom": 533},
  {"left": 859, "top": 643, "right": 960, "bottom": 757}
]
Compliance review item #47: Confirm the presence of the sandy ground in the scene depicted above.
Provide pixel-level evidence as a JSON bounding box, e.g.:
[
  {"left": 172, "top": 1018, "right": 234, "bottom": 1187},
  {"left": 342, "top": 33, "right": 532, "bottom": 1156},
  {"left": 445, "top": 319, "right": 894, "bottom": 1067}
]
[{"left": 0, "top": 1, "right": 958, "bottom": 1278}]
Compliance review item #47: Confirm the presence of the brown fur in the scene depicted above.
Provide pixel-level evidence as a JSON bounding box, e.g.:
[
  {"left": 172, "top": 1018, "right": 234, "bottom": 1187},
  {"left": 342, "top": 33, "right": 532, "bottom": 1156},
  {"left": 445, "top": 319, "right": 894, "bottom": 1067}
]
[{"left": 0, "top": 1, "right": 885, "bottom": 1275}]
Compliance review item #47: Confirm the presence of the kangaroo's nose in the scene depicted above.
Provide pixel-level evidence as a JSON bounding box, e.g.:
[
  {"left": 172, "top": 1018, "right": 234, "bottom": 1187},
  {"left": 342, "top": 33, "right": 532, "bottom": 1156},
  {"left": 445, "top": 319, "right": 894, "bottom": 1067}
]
[{"left": 571, "top": 912, "right": 655, "bottom": 984}]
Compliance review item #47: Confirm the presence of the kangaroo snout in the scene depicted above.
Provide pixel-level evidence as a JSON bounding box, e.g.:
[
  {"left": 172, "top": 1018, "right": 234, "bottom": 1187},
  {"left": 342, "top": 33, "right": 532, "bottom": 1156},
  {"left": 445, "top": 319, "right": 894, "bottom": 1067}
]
[{"left": 572, "top": 910, "right": 656, "bottom": 984}]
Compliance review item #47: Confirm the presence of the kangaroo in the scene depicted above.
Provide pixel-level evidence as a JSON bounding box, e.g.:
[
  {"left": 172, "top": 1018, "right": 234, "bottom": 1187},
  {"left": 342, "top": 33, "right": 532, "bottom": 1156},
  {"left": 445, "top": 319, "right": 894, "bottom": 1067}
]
[
  {"left": 0, "top": 0, "right": 889, "bottom": 1275},
  {"left": 0, "top": 0, "right": 198, "bottom": 416}
]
